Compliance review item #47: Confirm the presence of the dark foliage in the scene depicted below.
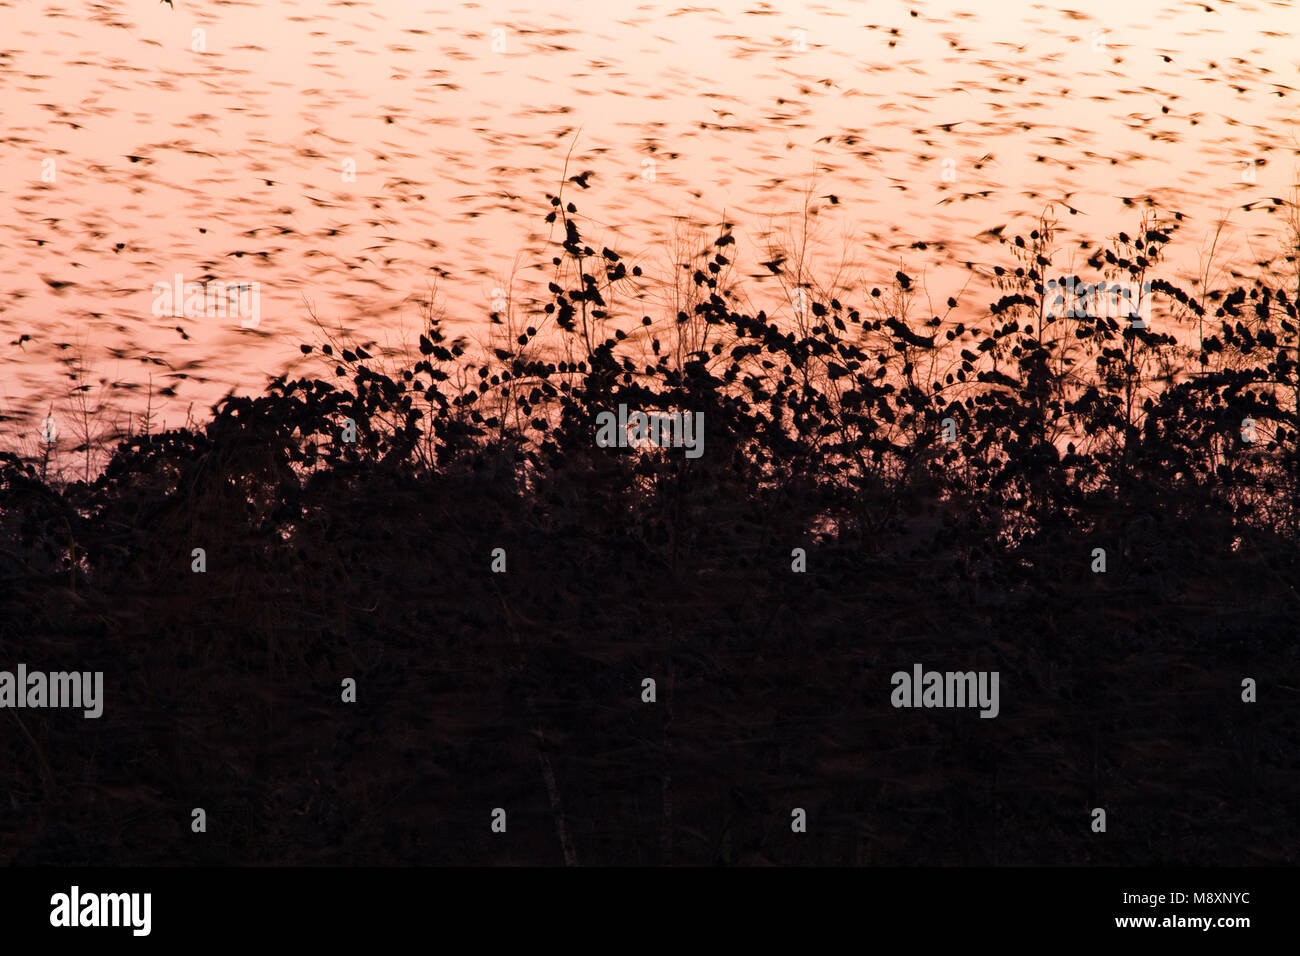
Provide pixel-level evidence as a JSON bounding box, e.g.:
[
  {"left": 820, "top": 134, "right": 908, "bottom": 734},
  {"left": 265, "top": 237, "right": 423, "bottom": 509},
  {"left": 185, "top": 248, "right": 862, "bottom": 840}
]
[{"left": 2, "top": 201, "right": 1298, "bottom": 865}]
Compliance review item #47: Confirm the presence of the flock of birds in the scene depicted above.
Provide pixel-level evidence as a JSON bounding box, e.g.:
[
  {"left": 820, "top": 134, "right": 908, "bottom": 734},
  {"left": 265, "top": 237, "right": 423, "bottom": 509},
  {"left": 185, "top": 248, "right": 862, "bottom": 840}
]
[{"left": 0, "top": 0, "right": 1297, "bottom": 447}]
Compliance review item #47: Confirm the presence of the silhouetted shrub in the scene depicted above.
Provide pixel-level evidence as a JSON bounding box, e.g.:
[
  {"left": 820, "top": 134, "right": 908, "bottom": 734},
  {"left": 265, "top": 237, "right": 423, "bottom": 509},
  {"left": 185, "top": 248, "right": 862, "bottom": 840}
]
[{"left": 2, "top": 201, "right": 1298, "bottom": 865}]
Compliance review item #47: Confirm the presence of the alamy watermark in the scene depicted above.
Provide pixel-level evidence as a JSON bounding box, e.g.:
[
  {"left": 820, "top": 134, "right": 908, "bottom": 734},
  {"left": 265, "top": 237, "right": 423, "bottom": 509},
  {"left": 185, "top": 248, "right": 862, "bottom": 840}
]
[
  {"left": 595, "top": 403, "right": 704, "bottom": 459},
  {"left": 151, "top": 273, "right": 261, "bottom": 328},
  {"left": 1044, "top": 277, "right": 1152, "bottom": 328},
  {"left": 891, "top": 663, "right": 999, "bottom": 718},
  {"left": 0, "top": 664, "right": 103, "bottom": 718},
  {"left": 50, "top": 886, "right": 150, "bottom": 936}
]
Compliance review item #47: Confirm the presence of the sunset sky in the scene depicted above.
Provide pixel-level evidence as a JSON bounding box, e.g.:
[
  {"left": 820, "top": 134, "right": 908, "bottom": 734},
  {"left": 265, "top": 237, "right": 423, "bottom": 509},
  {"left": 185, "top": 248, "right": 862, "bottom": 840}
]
[{"left": 2, "top": 0, "right": 1297, "bottom": 448}]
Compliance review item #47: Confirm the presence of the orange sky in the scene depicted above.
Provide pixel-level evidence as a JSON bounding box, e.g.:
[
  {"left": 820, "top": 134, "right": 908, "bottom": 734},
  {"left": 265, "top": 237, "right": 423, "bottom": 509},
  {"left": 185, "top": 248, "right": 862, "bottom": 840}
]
[{"left": 2, "top": 0, "right": 1297, "bottom": 456}]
